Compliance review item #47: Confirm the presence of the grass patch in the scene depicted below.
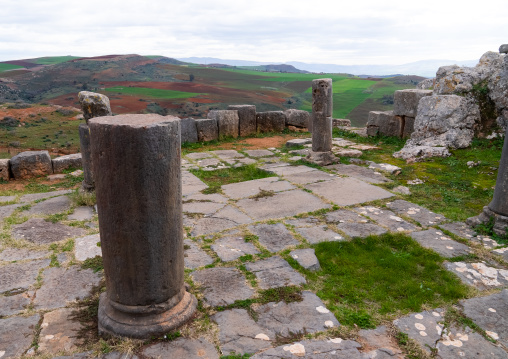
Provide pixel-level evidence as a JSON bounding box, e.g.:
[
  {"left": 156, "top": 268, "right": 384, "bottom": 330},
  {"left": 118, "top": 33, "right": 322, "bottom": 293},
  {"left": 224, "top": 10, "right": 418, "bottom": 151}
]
[
  {"left": 307, "top": 233, "right": 469, "bottom": 328},
  {"left": 105, "top": 86, "right": 201, "bottom": 99},
  {"left": 81, "top": 255, "right": 104, "bottom": 272},
  {"left": 190, "top": 164, "right": 275, "bottom": 188},
  {"left": 0, "top": 63, "right": 24, "bottom": 72},
  {"left": 32, "top": 56, "right": 80, "bottom": 65}
]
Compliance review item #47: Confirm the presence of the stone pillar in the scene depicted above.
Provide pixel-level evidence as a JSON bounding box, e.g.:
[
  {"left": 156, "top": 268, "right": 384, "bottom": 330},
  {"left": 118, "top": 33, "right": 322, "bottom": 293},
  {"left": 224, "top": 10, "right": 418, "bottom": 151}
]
[
  {"left": 79, "top": 124, "right": 94, "bottom": 192},
  {"left": 306, "top": 78, "right": 337, "bottom": 166},
  {"left": 91, "top": 114, "right": 196, "bottom": 339},
  {"left": 468, "top": 126, "right": 508, "bottom": 235}
]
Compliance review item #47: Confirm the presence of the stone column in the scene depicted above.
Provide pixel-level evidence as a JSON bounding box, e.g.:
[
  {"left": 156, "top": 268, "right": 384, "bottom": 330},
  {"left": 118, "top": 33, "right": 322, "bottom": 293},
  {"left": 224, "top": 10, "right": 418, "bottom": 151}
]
[
  {"left": 306, "top": 78, "right": 337, "bottom": 165},
  {"left": 467, "top": 126, "right": 508, "bottom": 235},
  {"left": 79, "top": 124, "right": 94, "bottom": 191},
  {"left": 91, "top": 114, "right": 196, "bottom": 339},
  {"left": 78, "top": 91, "right": 113, "bottom": 192}
]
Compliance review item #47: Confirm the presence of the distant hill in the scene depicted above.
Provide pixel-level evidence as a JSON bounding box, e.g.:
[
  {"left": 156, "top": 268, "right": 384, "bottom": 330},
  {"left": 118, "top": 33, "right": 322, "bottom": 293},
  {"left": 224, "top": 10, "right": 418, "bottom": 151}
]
[{"left": 177, "top": 57, "right": 478, "bottom": 78}]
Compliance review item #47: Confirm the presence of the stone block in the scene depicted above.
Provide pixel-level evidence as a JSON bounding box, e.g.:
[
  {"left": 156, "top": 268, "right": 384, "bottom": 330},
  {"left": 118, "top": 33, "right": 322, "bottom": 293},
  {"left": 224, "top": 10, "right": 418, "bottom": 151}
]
[
  {"left": 10, "top": 150, "right": 53, "bottom": 179},
  {"left": 366, "top": 111, "right": 403, "bottom": 137},
  {"left": 284, "top": 109, "right": 310, "bottom": 129},
  {"left": 403, "top": 116, "right": 415, "bottom": 138},
  {"left": 228, "top": 105, "right": 256, "bottom": 136},
  {"left": 208, "top": 110, "right": 239, "bottom": 138},
  {"left": 78, "top": 91, "right": 112, "bottom": 122},
  {"left": 195, "top": 118, "right": 218, "bottom": 142},
  {"left": 0, "top": 158, "right": 9, "bottom": 180},
  {"left": 180, "top": 117, "right": 198, "bottom": 143},
  {"left": 256, "top": 111, "right": 286, "bottom": 133},
  {"left": 393, "top": 89, "right": 432, "bottom": 117},
  {"left": 52, "top": 153, "right": 82, "bottom": 173},
  {"left": 332, "top": 118, "right": 351, "bottom": 127}
]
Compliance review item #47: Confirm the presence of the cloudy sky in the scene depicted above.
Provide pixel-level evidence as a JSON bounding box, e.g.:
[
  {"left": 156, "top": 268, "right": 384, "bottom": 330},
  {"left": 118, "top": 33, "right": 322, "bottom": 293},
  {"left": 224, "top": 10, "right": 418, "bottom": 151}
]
[{"left": 1, "top": 0, "right": 506, "bottom": 65}]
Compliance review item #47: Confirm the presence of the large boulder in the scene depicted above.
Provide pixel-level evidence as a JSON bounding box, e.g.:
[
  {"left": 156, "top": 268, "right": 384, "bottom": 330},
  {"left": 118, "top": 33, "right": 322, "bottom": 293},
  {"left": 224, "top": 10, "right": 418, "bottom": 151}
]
[
  {"left": 394, "top": 95, "right": 479, "bottom": 161},
  {"left": 52, "top": 153, "right": 82, "bottom": 173},
  {"left": 10, "top": 151, "right": 53, "bottom": 179},
  {"left": 78, "top": 91, "right": 112, "bottom": 123},
  {"left": 284, "top": 109, "right": 310, "bottom": 129},
  {"left": 393, "top": 89, "right": 433, "bottom": 117}
]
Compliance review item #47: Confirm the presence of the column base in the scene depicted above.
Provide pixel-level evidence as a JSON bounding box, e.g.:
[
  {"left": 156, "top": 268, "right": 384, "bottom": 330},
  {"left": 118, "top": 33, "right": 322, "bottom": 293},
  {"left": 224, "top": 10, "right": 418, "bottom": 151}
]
[
  {"left": 98, "top": 290, "right": 197, "bottom": 339},
  {"left": 466, "top": 206, "right": 508, "bottom": 236},
  {"left": 304, "top": 151, "right": 339, "bottom": 166}
]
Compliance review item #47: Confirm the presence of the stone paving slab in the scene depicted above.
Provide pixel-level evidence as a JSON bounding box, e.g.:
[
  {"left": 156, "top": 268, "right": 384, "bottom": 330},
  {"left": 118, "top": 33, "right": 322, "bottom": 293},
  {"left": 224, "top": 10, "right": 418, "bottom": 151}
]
[
  {"left": 74, "top": 234, "right": 102, "bottom": 261},
  {"left": 236, "top": 189, "right": 330, "bottom": 221},
  {"left": 34, "top": 266, "right": 102, "bottom": 310},
  {"left": 211, "top": 231, "right": 260, "bottom": 262},
  {"left": 294, "top": 225, "right": 344, "bottom": 244},
  {"left": 445, "top": 262, "right": 508, "bottom": 290},
  {"left": 0, "top": 247, "right": 50, "bottom": 261},
  {"left": 245, "top": 256, "right": 306, "bottom": 289},
  {"left": 38, "top": 308, "right": 81, "bottom": 355},
  {"left": 181, "top": 171, "right": 208, "bottom": 196},
  {"left": 286, "top": 216, "right": 321, "bottom": 227},
  {"left": 367, "top": 161, "right": 401, "bottom": 175},
  {"left": 190, "top": 217, "right": 239, "bottom": 237},
  {"left": 248, "top": 223, "right": 299, "bottom": 252},
  {"left": 250, "top": 339, "right": 363, "bottom": 359},
  {"left": 184, "top": 239, "right": 214, "bottom": 269},
  {"left": 0, "top": 195, "right": 17, "bottom": 203},
  {"left": 254, "top": 291, "right": 340, "bottom": 335},
  {"left": 0, "top": 258, "right": 50, "bottom": 293},
  {"left": 0, "top": 204, "right": 23, "bottom": 222},
  {"left": 195, "top": 157, "right": 222, "bottom": 168},
  {"left": 439, "top": 221, "right": 476, "bottom": 240},
  {"left": 325, "top": 209, "right": 368, "bottom": 223},
  {"left": 0, "top": 292, "right": 31, "bottom": 316},
  {"left": 354, "top": 206, "right": 419, "bottom": 232},
  {"left": 337, "top": 222, "right": 387, "bottom": 238},
  {"left": 212, "top": 205, "right": 253, "bottom": 224},
  {"left": 68, "top": 206, "right": 94, "bottom": 221},
  {"left": 357, "top": 325, "right": 404, "bottom": 359},
  {"left": 393, "top": 309, "right": 446, "bottom": 354},
  {"left": 244, "top": 149, "right": 274, "bottom": 157},
  {"left": 183, "top": 192, "right": 228, "bottom": 203},
  {"left": 461, "top": 290, "right": 508, "bottom": 346},
  {"left": 283, "top": 170, "right": 338, "bottom": 185},
  {"left": 233, "top": 157, "right": 257, "bottom": 166},
  {"left": 0, "top": 314, "right": 40, "bottom": 359},
  {"left": 436, "top": 325, "right": 508, "bottom": 358},
  {"left": 191, "top": 267, "right": 254, "bottom": 307},
  {"left": 11, "top": 218, "right": 86, "bottom": 244},
  {"left": 19, "top": 189, "right": 73, "bottom": 203},
  {"left": 325, "top": 164, "right": 392, "bottom": 184},
  {"left": 213, "top": 308, "right": 274, "bottom": 355},
  {"left": 183, "top": 201, "right": 225, "bottom": 215},
  {"left": 140, "top": 338, "right": 218, "bottom": 359},
  {"left": 410, "top": 229, "right": 471, "bottom": 258},
  {"left": 386, "top": 200, "right": 446, "bottom": 226},
  {"left": 184, "top": 152, "right": 214, "bottom": 160},
  {"left": 290, "top": 248, "right": 321, "bottom": 271},
  {"left": 221, "top": 177, "right": 295, "bottom": 200},
  {"left": 212, "top": 149, "right": 245, "bottom": 159},
  {"left": 266, "top": 164, "right": 316, "bottom": 176},
  {"left": 305, "top": 178, "right": 393, "bottom": 206}
]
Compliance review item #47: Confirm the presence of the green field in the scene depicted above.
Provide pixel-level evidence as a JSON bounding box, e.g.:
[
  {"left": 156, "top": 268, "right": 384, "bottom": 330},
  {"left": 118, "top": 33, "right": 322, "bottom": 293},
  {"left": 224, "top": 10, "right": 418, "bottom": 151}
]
[
  {"left": 32, "top": 56, "right": 80, "bottom": 65},
  {"left": 105, "top": 86, "right": 202, "bottom": 99},
  {"left": 0, "top": 63, "right": 24, "bottom": 72}
]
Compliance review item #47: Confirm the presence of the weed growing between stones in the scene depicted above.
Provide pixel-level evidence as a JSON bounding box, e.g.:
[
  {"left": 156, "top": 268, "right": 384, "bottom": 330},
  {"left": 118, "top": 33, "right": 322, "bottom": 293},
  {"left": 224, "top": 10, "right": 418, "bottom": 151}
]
[
  {"left": 249, "top": 189, "right": 275, "bottom": 201},
  {"left": 71, "top": 189, "right": 96, "bottom": 207},
  {"left": 443, "top": 307, "right": 497, "bottom": 344},
  {"left": 303, "top": 233, "right": 469, "bottom": 329},
  {"left": 81, "top": 255, "right": 104, "bottom": 273},
  {"left": 190, "top": 164, "right": 275, "bottom": 188},
  {"left": 220, "top": 354, "right": 252, "bottom": 359}
]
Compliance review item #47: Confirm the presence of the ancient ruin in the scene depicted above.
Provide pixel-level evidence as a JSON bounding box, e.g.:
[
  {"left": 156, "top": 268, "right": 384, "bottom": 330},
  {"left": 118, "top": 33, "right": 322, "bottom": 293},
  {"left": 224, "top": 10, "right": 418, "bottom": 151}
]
[{"left": 90, "top": 114, "right": 196, "bottom": 339}]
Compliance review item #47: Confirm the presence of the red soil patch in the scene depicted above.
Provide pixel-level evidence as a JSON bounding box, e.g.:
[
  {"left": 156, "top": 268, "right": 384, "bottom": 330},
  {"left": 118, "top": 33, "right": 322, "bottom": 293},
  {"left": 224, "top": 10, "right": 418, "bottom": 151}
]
[{"left": 0, "top": 105, "right": 60, "bottom": 121}]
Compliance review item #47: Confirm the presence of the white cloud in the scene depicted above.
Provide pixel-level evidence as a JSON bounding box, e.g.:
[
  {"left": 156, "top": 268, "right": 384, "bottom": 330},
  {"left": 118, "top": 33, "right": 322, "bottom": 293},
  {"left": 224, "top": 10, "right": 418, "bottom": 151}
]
[{"left": 0, "top": 0, "right": 506, "bottom": 64}]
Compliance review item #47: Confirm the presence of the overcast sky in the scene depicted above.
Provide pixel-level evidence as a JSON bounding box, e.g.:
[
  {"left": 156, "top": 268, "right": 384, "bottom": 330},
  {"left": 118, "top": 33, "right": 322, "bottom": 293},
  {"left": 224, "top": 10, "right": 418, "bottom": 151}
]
[{"left": 1, "top": 0, "right": 506, "bottom": 65}]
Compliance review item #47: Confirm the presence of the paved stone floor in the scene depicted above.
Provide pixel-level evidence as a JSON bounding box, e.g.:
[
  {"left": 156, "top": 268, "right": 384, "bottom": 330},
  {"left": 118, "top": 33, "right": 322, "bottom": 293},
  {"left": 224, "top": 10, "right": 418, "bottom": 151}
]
[{"left": 1, "top": 139, "right": 508, "bottom": 358}]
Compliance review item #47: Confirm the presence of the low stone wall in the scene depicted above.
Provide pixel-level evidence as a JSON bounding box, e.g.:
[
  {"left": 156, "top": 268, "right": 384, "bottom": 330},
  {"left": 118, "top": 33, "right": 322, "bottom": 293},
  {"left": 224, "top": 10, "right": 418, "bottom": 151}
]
[{"left": 1, "top": 151, "right": 83, "bottom": 181}]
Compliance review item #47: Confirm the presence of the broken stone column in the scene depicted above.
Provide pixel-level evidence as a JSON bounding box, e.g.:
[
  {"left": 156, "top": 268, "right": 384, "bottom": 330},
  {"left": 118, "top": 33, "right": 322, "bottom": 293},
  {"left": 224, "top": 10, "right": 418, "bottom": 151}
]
[
  {"left": 78, "top": 91, "right": 113, "bottom": 192},
  {"left": 467, "top": 126, "right": 508, "bottom": 235},
  {"left": 90, "top": 114, "right": 196, "bottom": 339},
  {"left": 306, "top": 78, "right": 338, "bottom": 165}
]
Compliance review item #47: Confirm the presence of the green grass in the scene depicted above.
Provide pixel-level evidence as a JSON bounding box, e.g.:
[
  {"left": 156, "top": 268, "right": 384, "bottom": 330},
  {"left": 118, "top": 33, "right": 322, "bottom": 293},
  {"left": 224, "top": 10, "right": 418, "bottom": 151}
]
[
  {"left": 189, "top": 164, "right": 275, "bottom": 188},
  {"left": 0, "top": 63, "right": 23, "bottom": 72},
  {"left": 307, "top": 233, "right": 469, "bottom": 328},
  {"left": 105, "top": 86, "right": 202, "bottom": 99},
  {"left": 31, "top": 56, "right": 80, "bottom": 65}
]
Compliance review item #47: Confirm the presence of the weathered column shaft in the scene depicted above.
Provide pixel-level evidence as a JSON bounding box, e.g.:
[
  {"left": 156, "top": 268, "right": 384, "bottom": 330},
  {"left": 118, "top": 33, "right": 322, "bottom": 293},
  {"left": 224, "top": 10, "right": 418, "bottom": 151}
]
[
  {"left": 78, "top": 124, "right": 94, "bottom": 191},
  {"left": 312, "top": 78, "right": 333, "bottom": 118},
  {"left": 489, "top": 125, "right": 508, "bottom": 216},
  {"left": 91, "top": 114, "right": 196, "bottom": 339},
  {"left": 312, "top": 112, "right": 332, "bottom": 152}
]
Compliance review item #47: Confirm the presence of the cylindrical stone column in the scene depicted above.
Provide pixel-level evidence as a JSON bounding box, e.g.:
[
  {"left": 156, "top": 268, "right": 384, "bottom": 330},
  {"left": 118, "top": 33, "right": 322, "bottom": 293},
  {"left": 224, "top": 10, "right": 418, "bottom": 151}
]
[
  {"left": 489, "top": 125, "right": 508, "bottom": 216},
  {"left": 79, "top": 124, "right": 94, "bottom": 192},
  {"left": 312, "top": 112, "right": 332, "bottom": 152},
  {"left": 91, "top": 114, "right": 196, "bottom": 339},
  {"left": 312, "top": 78, "right": 333, "bottom": 118}
]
